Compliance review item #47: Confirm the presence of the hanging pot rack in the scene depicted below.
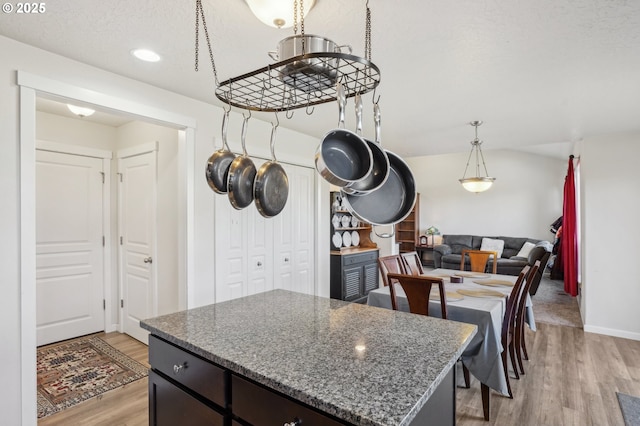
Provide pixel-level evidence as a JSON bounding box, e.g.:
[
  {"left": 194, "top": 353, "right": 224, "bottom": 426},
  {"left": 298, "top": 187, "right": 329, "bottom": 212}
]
[
  {"left": 196, "top": 0, "right": 380, "bottom": 114},
  {"left": 214, "top": 52, "right": 380, "bottom": 112}
]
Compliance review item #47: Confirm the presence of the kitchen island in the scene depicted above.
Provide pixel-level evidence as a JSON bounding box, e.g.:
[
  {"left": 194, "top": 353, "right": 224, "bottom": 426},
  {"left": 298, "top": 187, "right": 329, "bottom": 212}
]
[{"left": 141, "top": 289, "right": 476, "bottom": 426}]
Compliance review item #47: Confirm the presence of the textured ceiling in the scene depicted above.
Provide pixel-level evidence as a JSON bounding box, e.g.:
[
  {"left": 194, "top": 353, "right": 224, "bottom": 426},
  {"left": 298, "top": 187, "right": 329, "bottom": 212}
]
[{"left": 2, "top": 0, "right": 639, "bottom": 159}]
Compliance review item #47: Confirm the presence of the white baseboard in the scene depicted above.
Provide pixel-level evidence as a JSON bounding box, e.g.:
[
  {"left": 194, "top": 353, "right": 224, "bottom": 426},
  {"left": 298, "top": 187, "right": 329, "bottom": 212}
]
[{"left": 583, "top": 324, "right": 640, "bottom": 341}]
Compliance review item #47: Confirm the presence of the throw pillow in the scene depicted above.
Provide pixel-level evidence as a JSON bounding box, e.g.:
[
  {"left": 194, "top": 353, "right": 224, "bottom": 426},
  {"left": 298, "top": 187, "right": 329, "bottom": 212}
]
[
  {"left": 480, "top": 237, "right": 505, "bottom": 258},
  {"left": 516, "top": 241, "right": 536, "bottom": 258}
]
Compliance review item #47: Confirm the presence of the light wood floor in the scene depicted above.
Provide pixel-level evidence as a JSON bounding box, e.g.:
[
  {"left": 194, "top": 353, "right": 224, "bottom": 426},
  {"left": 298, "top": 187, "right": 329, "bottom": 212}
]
[{"left": 38, "top": 325, "right": 640, "bottom": 425}]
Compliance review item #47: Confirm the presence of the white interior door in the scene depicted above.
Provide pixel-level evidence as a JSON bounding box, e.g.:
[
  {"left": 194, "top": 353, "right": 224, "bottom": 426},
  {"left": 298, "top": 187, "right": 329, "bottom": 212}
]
[
  {"left": 36, "top": 150, "right": 105, "bottom": 346},
  {"left": 275, "top": 164, "right": 315, "bottom": 295},
  {"left": 214, "top": 197, "right": 248, "bottom": 303},
  {"left": 118, "top": 149, "right": 157, "bottom": 343}
]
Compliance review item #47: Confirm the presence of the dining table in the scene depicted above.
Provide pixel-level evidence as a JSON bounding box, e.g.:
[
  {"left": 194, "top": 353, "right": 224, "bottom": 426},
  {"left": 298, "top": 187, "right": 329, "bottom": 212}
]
[{"left": 366, "top": 268, "right": 536, "bottom": 398}]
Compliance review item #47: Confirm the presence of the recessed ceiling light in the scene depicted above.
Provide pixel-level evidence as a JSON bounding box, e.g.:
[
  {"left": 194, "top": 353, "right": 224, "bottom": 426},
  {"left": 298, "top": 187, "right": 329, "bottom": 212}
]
[
  {"left": 131, "top": 48, "right": 161, "bottom": 62},
  {"left": 67, "top": 104, "right": 95, "bottom": 117}
]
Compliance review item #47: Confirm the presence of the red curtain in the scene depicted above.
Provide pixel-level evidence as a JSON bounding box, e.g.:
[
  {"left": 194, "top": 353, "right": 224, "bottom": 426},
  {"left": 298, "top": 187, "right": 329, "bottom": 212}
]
[{"left": 562, "top": 156, "right": 578, "bottom": 296}]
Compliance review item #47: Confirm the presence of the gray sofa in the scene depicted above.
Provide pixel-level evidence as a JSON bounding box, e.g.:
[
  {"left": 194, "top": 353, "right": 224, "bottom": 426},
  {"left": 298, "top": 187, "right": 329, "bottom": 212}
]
[{"left": 433, "top": 234, "right": 553, "bottom": 295}]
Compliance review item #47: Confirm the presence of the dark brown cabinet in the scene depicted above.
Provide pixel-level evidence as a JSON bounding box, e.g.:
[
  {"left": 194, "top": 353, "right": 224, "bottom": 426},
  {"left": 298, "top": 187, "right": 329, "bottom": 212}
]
[
  {"left": 330, "top": 250, "right": 379, "bottom": 303},
  {"left": 148, "top": 335, "right": 350, "bottom": 426},
  {"left": 148, "top": 370, "right": 225, "bottom": 426}
]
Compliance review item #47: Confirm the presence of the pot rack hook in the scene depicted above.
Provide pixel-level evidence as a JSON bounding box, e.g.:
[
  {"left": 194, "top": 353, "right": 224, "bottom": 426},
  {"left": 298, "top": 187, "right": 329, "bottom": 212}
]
[
  {"left": 305, "top": 92, "right": 315, "bottom": 115},
  {"left": 371, "top": 86, "right": 381, "bottom": 105},
  {"left": 242, "top": 106, "right": 251, "bottom": 119},
  {"left": 222, "top": 93, "right": 231, "bottom": 113},
  {"left": 273, "top": 111, "right": 280, "bottom": 128},
  {"left": 286, "top": 108, "right": 295, "bottom": 119}
]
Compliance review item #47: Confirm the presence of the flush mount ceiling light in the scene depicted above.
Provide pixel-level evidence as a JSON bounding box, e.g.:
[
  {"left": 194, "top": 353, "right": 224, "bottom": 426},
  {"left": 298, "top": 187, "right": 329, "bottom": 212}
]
[
  {"left": 67, "top": 104, "right": 95, "bottom": 118},
  {"left": 245, "top": 0, "right": 316, "bottom": 28},
  {"left": 131, "top": 48, "right": 161, "bottom": 62},
  {"left": 459, "top": 121, "right": 496, "bottom": 193}
]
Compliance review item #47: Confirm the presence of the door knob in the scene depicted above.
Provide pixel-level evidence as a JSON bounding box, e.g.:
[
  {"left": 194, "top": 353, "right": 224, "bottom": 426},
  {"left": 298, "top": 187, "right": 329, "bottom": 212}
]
[
  {"left": 257, "top": 261, "right": 263, "bottom": 267},
  {"left": 143, "top": 257, "right": 153, "bottom": 264}
]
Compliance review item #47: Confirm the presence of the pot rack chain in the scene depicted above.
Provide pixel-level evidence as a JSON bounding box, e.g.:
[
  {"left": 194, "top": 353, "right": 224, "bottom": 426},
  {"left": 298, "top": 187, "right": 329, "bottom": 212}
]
[{"left": 194, "top": 0, "right": 219, "bottom": 85}]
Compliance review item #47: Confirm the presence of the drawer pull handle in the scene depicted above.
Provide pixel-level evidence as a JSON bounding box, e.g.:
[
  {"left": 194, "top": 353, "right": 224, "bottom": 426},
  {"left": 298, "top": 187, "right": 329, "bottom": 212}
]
[
  {"left": 283, "top": 419, "right": 301, "bottom": 426},
  {"left": 173, "top": 363, "right": 186, "bottom": 374}
]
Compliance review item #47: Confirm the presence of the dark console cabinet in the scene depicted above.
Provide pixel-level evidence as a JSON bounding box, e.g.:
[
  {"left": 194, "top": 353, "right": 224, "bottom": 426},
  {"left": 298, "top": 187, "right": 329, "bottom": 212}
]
[{"left": 330, "top": 250, "right": 379, "bottom": 303}]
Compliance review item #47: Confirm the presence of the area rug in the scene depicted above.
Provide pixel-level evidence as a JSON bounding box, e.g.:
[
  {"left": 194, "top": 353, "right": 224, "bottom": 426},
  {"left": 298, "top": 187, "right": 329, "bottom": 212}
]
[
  {"left": 37, "top": 335, "right": 148, "bottom": 418},
  {"left": 617, "top": 392, "right": 640, "bottom": 426},
  {"left": 532, "top": 273, "right": 583, "bottom": 328}
]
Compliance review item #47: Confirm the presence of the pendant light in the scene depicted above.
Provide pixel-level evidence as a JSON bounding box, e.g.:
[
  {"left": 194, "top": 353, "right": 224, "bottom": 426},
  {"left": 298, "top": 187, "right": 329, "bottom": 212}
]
[
  {"left": 245, "top": 0, "right": 315, "bottom": 29},
  {"left": 459, "top": 121, "right": 495, "bottom": 193}
]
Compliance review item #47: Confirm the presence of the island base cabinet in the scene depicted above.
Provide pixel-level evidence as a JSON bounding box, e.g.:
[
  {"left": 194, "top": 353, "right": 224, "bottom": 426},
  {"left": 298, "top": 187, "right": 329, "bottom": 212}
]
[
  {"left": 231, "top": 375, "right": 346, "bottom": 426},
  {"left": 148, "top": 370, "right": 225, "bottom": 426}
]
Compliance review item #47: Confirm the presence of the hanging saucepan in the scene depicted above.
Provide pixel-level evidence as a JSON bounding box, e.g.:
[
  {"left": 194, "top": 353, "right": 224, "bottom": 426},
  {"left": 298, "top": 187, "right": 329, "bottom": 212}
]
[
  {"left": 206, "top": 107, "right": 236, "bottom": 194},
  {"left": 342, "top": 93, "right": 390, "bottom": 196},
  {"left": 227, "top": 111, "right": 257, "bottom": 209},
  {"left": 315, "top": 82, "right": 373, "bottom": 187},
  {"left": 268, "top": 35, "right": 352, "bottom": 92},
  {"left": 342, "top": 103, "right": 417, "bottom": 234},
  {"left": 254, "top": 117, "right": 289, "bottom": 218}
]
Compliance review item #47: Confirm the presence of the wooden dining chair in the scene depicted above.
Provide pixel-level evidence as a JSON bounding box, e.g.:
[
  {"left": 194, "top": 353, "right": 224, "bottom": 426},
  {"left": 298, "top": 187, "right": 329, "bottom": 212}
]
[
  {"left": 401, "top": 251, "right": 424, "bottom": 275},
  {"left": 377, "top": 255, "right": 407, "bottom": 311},
  {"left": 460, "top": 249, "right": 498, "bottom": 274},
  {"left": 498, "top": 265, "right": 529, "bottom": 400},
  {"left": 386, "top": 270, "right": 471, "bottom": 391},
  {"left": 385, "top": 273, "right": 447, "bottom": 319},
  {"left": 513, "top": 260, "right": 541, "bottom": 377}
]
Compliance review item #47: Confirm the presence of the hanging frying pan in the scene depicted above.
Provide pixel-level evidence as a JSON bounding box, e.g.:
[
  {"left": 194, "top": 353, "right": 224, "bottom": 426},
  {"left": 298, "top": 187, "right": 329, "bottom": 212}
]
[
  {"left": 254, "top": 118, "right": 289, "bottom": 218},
  {"left": 206, "top": 107, "right": 236, "bottom": 194},
  {"left": 342, "top": 103, "right": 417, "bottom": 229},
  {"left": 315, "top": 81, "right": 373, "bottom": 187},
  {"left": 342, "top": 93, "right": 390, "bottom": 196},
  {"left": 227, "top": 111, "right": 257, "bottom": 209}
]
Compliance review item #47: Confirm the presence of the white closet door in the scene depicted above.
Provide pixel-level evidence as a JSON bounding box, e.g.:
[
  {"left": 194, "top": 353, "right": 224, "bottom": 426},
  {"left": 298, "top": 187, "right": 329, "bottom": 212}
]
[
  {"left": 36, "top": 150, "right": 104, "bottom": 345},
  {"left": 274, "top": 164, "right": 315, "bottom": 295},
  {"left": 118, "top": 151, "right": 157, "bottom": 344},
  {"left": 247, "top": 204, "right": 274, "bottom": 296},
  {"left": 215, "top": 163, "right": 315, "bottom": 302},
  {"left": 214, "top": 197, "right": 248, "bottom": 303},
  {"left": 291, "top": 165, "right": 315, "bottom": 295}
]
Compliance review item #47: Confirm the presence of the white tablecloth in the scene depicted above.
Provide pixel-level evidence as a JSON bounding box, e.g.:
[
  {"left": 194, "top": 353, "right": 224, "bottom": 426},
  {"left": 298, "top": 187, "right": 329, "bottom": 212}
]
[{"left": 366, "top": 268, "right": 536, "bottom": 396}]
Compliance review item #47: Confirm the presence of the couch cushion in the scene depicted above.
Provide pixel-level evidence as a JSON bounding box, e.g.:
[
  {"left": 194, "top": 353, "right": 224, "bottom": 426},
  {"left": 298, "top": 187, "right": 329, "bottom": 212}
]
[
  {"left": 499, "top": 236, "right": 533, "bottom": 258},
  {"left": 516, "top": 241, "right": 536, "bottom": 258},
  {"left": 480, "top": 237, "right": 505, "bottom": 258},
  {"left": 443, "top": 235, "right": 474, "bottom": 254}
]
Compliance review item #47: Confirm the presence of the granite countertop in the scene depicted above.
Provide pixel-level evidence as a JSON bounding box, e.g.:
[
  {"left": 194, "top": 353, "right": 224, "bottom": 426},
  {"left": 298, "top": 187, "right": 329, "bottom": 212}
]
[{"left": 141, "top": 289, "right": 476, "bottom": 426}]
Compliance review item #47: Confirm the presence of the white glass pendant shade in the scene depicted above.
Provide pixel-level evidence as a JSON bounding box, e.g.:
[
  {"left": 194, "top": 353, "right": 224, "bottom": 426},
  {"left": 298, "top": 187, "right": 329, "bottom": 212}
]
[
  {"left": 460, "top": 177, "right": 495, "bottom": 193},
  {"left": 459, "top": 121, "right": 495, "bottom": 193},
  {"left": 67, "top": 104, "right": 95, "bottom": 117},
  {"left": 245, "top": 0, "right": 315, "bottom": 28}
]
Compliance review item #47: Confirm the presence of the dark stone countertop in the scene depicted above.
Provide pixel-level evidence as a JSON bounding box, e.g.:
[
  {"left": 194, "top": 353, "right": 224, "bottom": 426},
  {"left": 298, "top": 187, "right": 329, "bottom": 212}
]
[{"left": 141, "top": 289, "right": 476, "bottom": 426}]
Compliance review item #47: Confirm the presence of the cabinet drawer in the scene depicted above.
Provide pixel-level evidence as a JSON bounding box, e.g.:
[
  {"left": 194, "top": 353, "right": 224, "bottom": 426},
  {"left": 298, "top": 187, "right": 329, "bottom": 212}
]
[
  {"left": 149, "top": 370, "right": 225, "bottom": 426},
  {"left": 232, "top": 375, "right": 345, "bottom": 425},
  {"left": 343, "top": 251, "right": 377, "bottom": 266},
  {"left": 149, "top": 335, "right": 227, "bottom": 407}
]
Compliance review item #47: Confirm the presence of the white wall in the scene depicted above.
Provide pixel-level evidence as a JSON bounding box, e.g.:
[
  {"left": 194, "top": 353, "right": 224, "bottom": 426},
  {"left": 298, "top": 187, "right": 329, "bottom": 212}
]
[
  {"left": 406, "top": 150, "right": 566, "bottom": 241},
  {"left": 0, "top": 34, "right": 327, "bottom": 426},
  {"left": 116, "top": 121, "right": 180, "bottom": 316},
  {"left": 37, "top": 111, "right": 117, "bottom": 149},
  {"left": 579, "top": 132, "right": 640, "bottom": 340}
]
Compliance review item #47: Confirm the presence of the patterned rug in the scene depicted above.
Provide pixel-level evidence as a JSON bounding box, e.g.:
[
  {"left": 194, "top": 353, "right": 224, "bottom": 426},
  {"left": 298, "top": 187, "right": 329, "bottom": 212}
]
[{"left": 37, "top": 335, "right": 148, "bottom": 418}]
